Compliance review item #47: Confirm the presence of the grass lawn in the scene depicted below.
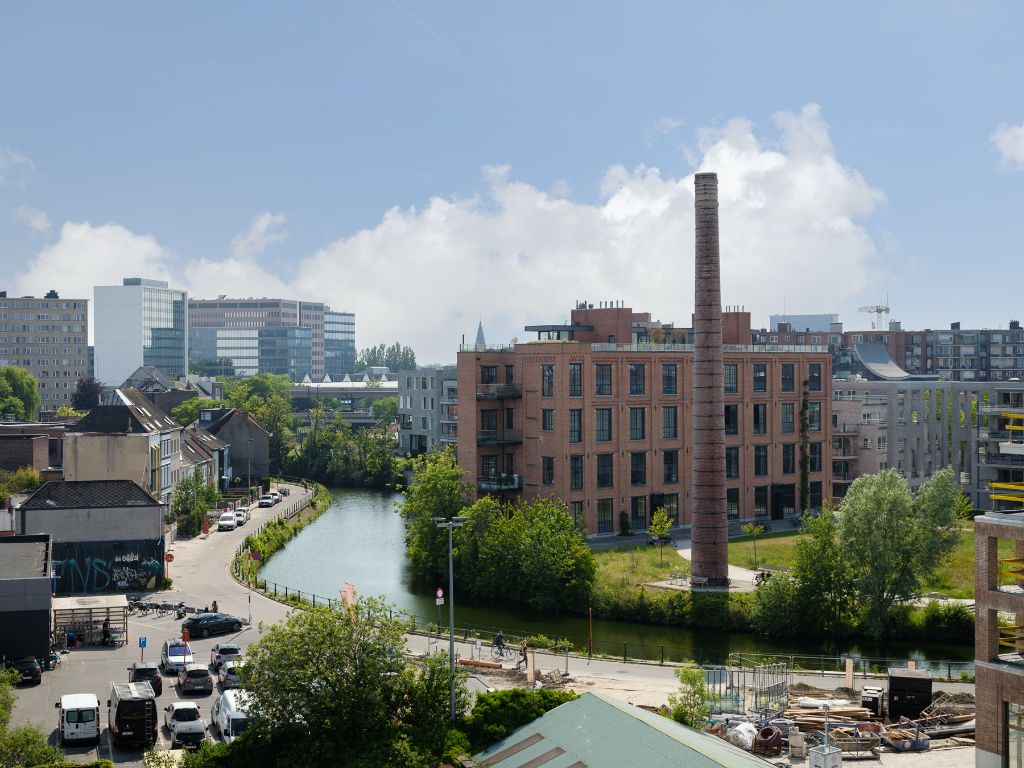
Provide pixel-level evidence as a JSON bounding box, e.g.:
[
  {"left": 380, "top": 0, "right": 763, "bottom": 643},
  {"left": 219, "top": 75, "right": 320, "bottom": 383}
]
[
  {"left": 725, "top": 520, "right": 1008, "bottom": 599},
  {"left": 593, "top": 543, "right": 690, "bottom": 591}
]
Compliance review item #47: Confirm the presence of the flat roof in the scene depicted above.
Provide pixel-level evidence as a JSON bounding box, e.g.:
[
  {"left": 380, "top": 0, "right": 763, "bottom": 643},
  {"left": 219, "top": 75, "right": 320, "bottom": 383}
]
[
  {"left": 0, "top": 535, "right": 49, "bottom": 579},
  {"left": 52, "top": 595, "right": 129, "bottom": 611}
]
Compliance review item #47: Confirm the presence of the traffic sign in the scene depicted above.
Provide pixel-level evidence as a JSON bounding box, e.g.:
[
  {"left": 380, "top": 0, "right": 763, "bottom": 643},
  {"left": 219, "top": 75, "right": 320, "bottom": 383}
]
[
  {"left": 138, "top": 636, "right": 147, "bottom": 649},
  {"left": 436, "top": 597, "right": 444, "bottom": 606},
  {"left": 435, "top": 587, "right": 443, "bottom": 599},
  {"left": 164, "top": 553, "right": 174, "bottom": 562}
]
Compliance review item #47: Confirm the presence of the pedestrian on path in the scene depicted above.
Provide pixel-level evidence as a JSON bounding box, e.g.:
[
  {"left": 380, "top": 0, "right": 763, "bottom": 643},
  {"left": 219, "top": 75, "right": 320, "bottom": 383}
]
[{"left": 212, "top": 600, "right": 219, "bottom": 613}]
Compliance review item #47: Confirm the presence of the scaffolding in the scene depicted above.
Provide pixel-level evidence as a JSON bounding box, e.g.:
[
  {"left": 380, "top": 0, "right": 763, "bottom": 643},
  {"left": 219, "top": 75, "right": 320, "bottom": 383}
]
[{"left": 706, "top": 655, "right": 790, "bottom": 718}]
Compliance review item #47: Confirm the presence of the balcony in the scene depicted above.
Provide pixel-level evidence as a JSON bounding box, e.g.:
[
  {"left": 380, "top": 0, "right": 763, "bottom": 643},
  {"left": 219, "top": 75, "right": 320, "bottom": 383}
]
[
  {"left": 476, "top": 383, "right": 522, "bottom": 400},
  {"left": 832, "top": 448, "right": 859, "bottom": 459},
  {"left": 1001, "top": 440, "right": 1024, "bottom": 456},
  {"left": 982, "top": 404, "right": 1024, "bottom": 416},
  {"left": 477, "top": 473, "right": 522, "bottom": 492},
  {"left": 477, "top": 429, "right": 523, "bottom": 446},
  {"left": 832, "top": 471, "right": 856, "bottom": 482},
  {"left": 861, "top": 417, "right": 888, "bottom": 427},
  {"left": 835, "top": 424, "right": 860, "bottom": 434}
]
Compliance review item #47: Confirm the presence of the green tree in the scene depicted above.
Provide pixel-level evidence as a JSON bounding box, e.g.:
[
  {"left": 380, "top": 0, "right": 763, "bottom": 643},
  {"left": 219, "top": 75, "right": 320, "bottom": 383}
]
[
  {"left": 225, "top": 375, "right": 294, "bottom": 473},
  {"left": 72, "top": 376, "right": 103, "bottom": 410},
  {"left": 171, "top": 468, "right": 220, "bottom": 536},
  {"left": 170, "top": 397, "right": 227, "bottom": 427},
  {"left": 399, "top": 447, "right": 472, "bottom": 584},
  {"left": 666, "top": 662, "right": 710, "bottom": 727},
  {"left": 648, "top": 506, "right": 672, "bottom": 565},
  {"left": 752, "top": 572, "right": 805, "bottom": 637},
  {"left": 355, "top": 343, "right": 417, "bottom": 373},
  {"left": 371, "top": 396, "right": 398, "bottom": 424},
  {"left": 54, "top": 404, "right": 84, "bottom": 419},
  {"left": 740, "top": 522, "right": 766, "bottom": 568},
  {"left": 240, "top": 598, "right": 466, "bottom": 767},
  {"left": 791, "top": 508, "right": 856, "bottom": 637},
  {"left": 0, "top": 668, "right": 63, "bottom": 768},
  {"left": 463, "top": 689, "right": 577, "bottom": 753},
  {"left": 839, "top": 468, "right": 961, "bottom": 637},
  {"left": 0, "top": 366, "right": 39, "bottom": 420},
  {"left": 953, "top": 488, "right": 974, "bottom": 520},
  {"left": 0, "top": 467, "right": 42, "bottom": 501}
]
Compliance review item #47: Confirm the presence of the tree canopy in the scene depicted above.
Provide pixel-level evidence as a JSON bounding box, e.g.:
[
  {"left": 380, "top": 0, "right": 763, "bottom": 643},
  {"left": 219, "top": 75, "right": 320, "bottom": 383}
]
[
  {"left": 354, "top": 343, "right": 416, "bottom": 373},
  {"left": 170, "top": 397, "right": 227, "bottom": 427},
  {"left": 224, "top": 375, "right": 294, "bottom": 472},
  {"left": 171, "top": 467, "right": 221, "bottom": 536},
  {"left": 0, "top": 668, "right": 62, "bottom": 768},
  {"left": 72, "top": 376, "right": 103, "bottom": 410},
  {"left": 0, "top": 367, "right": 39, "bottom": 420}
]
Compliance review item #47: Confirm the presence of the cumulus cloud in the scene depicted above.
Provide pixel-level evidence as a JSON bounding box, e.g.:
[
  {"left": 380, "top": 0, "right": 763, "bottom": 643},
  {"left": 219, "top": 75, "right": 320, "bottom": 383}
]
[
  {"left": 13, "top": 205, "right": 50, "bottom": 232},
  {"left": 13, "top": 104, "right": 885, "bottom": 365},
  {"left": 229, "top": 211, "right": 287, "bottom": 260},
  {"left": 991, "top": 123, "right": 1024, "bottom": 170}
]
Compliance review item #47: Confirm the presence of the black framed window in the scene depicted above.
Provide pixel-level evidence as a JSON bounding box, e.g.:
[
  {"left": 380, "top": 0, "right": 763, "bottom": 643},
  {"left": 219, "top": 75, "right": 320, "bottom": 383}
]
[
  {"left": 754, "top": 486, "right": 768, "bottom": 517},
  {"left": 725, "top": 404, "right": 738, "bottom": 435},
  {"left": 808, "top": 402, "right": 822, "bottom": 431},
  {"left": 596, "top": 454, "right": 614, "bottom": 488},
  {"left": 662, "top": 363, "right": 678, "bottom": 395},
  {"left": 629, "top": 363, "right": 645, "bottom": 395},
  {"left": 568, "top": 363, "right": 582, "bottom": 397},
  {"left": 781, "top": 363, "right": 795, "bottom": 392},
  {"left": 569, "top": 501, "right": 584, "bottom": 529},
  {"left": 753, "top": 364, "right": 767, "bottom": 392},
  {"left": 481, "top": 365, "right": 497, "bottom": 384},
  {"left": 481, "top": 455, "right": 497, "bottom": 477},
  {"left": 504, "top": 364, "right": 514, "bottom": 384},
  {"left": 597, "top": 499, "right": 613, "bottom": 533},
  {"left": 542, "top": 456, "right": 554, "bottom": 484},
  {"left": 663, "top": 450, "right": 679, "bottom": 483},
  {"left": 631, "top": 496, "right": 648, "bottom": 530},
  {"left": 754, "top": 445, "right": 768, "bottom": 476},
  {"left": 505, "top": 408, "right": 514, "bottom": 430},
  {"left": 568, "top": 409, "right": 582, "bottom": 443},
  {"left": 725, "top": 364, "right": 738, "bottom": 394},
  {"left": 541, "top": 365, "right": 554, "bottom": 397},
  {"left": 809, "top": 442, "right": 822, "bottom": 472},
  {"left": 630, "top": 452, "right": 646, "bottom": 485},
  {"left": 629, "top": 407, "right": 645, "bottom": 440},
  {"left": 727, "top": 488, "right": 740, "bottom": 520},
  {"left": 481, "top": 409, "right": 497, "bottom": 431},
  {"left": 781, "top": 402, "right": 794, "bottom": 433},
  {"left": 808, "top": 363, "right": 822, "bottom": 392},
  {"left": 595, "top": 408, "right": 612, "bottom": 441},
  {"left": 726, "top": 446, "right": 739, "bottom": 478},
  {"left": 753, "top": 403, "right": 767, "bottom": 434},
  {"left": 541, "top": 408, "right": 554, "bottom": 431},
  {"left": 810, "top": 481, "right": 822, "bottom": 511},
  {"left": 570, "top": 455, "right": 583, "bottom": 490},
  {"left": 782, "top": 444, "right": 796, "bottom": 474},
  {"left": 595, "top": 363, "right": 612, "bottom": 395},
  {"left": 662, "top": 406, "right": 678, "bottom": 439}
]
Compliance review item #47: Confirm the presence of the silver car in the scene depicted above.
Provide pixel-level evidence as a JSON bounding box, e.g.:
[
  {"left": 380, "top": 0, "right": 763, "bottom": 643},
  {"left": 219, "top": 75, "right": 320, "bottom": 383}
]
[
  {"left": 177, "top": 664, "right": 214, "bottom": 695},
  {"left": 218, "top": 659, "right": 245, "bottom": 690}
]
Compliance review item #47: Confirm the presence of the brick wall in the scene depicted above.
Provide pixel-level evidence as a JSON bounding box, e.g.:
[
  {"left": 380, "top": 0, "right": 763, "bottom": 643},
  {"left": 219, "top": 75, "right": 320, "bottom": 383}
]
[{"left": 0, "top": 436, "right": 48, "bottom": 471}]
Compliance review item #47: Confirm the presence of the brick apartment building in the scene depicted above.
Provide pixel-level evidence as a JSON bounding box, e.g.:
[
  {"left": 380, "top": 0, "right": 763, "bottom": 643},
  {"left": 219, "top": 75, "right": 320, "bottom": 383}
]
[{"left": 458, "top": 304, "right": 832, "bottom": 535}]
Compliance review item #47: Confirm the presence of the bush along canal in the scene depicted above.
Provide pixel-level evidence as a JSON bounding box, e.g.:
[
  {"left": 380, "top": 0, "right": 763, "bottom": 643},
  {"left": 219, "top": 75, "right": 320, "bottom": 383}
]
[{"left": 253, "top": 489, "right": 975, "bottom": 677}]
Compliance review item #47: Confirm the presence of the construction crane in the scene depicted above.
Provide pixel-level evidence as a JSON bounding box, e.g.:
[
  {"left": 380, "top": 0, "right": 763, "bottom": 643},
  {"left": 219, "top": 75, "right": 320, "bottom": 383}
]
[{"left": 858, "top": 303, "right": 890, "bottom": 331}]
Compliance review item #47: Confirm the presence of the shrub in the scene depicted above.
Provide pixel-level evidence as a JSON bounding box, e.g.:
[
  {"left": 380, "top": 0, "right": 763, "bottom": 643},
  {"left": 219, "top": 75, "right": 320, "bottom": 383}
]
[
  {"left": 752, "top": 573, "right": 804, "bottom": 638},
  {"left": 464, "top": 689, "right": 578, "bottom": 753},
  {"left": 618, "top": 510, "right": 631, "bottom": 536}
]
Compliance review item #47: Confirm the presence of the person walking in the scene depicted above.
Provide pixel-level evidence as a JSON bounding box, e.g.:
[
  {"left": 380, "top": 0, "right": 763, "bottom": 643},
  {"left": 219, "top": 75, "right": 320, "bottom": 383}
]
[{"left": 518, "top": 639, "right": 528, "bottom": 671}]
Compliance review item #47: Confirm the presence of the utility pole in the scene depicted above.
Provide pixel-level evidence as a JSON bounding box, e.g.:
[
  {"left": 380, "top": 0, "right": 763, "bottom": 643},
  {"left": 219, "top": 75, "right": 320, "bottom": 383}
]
[{"left": 432, "top": 516, "right": 466, "bottom": 720}]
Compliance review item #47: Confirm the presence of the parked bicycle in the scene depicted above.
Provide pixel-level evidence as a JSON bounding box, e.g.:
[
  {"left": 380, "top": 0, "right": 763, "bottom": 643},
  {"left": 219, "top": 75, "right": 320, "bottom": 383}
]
[{"left": 753, "top": 570, "right": 773, "bottom": 586}]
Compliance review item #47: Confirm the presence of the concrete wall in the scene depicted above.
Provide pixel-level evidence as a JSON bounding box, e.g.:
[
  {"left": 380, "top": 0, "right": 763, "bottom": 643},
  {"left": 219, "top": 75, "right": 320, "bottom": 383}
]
[
  {"left": 0, "top": 435, "right": 48, "bottom": 471},
  {"left": 18, "top": 504, "right": 163, "bottom": 542},
  {"left": 64, "top": 433, "right": 154, "bottom": 491},
  {"left": 0, "top": 570, "right": 52, "bottom": 663}
]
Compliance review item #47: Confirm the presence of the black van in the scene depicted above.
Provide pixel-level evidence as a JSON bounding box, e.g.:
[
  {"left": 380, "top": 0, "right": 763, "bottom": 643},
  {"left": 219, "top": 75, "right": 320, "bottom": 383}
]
[{"left": 107, "top": 681, "right": 158, "bottom": 746}]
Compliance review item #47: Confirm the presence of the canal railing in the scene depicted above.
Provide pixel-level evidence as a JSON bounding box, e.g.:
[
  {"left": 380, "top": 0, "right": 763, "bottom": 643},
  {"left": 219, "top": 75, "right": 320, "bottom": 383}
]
[{"left": 230, "top": 575, "right": 976, "bottom": 681}]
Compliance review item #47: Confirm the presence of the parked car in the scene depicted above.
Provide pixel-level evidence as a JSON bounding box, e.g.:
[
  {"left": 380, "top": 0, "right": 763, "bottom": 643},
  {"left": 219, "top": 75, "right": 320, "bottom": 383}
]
[
  {"left": 217, "top": 512, "right": 237, "bottom": 531},
  {"left": 269, "top": 491, "right": 282, "bottom": 504},
  {"left": 161, "top": 639, "right": 194, "bottom": 674},
  {"left": 6, "top": 656, "right": 41, "bottom": 685},
  {"left": 178, "top": 663, "right": 214, "bottom": 695},
  {"left": 163, "top": 701, "right": 206, "bottom": 748},
  {"left": 233, "top": 506, "right": 249, "bottom": 526},
  {"left": 279, "top": 487, "right": 290, "bottom": 496},
  {"left": 211, "top": 689, "right": 249, "bottom": 744},
  {"left": 128, "top": 661, "right": 163, "bottom": 696},
  {"left": 55, "top": 693, "right": 100, "bottom": 745},
  {"left": 217, "top": 659, "right": 245, "bottom": 690},
  {"left": 108, "top": 681, "right": 158, "bottom": 746},
  {"left": 257, "top": 494, "right": 274, "bottom": 508},
  {"left": 210, "top": 643, "right": 241, "bottom": 671},
  {"left": 182, "top": 612, "right": 244, "bottom": 639}
]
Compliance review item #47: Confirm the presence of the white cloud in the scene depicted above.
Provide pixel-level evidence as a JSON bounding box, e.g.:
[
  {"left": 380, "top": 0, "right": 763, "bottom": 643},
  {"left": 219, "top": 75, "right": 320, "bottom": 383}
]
[
  {"left": 13, "top": 205, "right": 50, "bottom": 233},
  {"left": 229, "top": 211, "right": 287, "bottom": 260},
  {"left": 14, "top": 104, "right": 886, "bottom": 366},
  {"left": 0, "top": 148, "right": 33, "bottom": 185},
  {"left": 991, "top": 123, "right": 1024, "bottom": 170}
]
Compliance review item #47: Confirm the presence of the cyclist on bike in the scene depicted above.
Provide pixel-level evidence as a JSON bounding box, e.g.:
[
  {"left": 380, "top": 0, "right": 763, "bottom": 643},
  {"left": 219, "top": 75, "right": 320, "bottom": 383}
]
[{"left": 493, "top": 630, "right": 505, "bottom": 654}]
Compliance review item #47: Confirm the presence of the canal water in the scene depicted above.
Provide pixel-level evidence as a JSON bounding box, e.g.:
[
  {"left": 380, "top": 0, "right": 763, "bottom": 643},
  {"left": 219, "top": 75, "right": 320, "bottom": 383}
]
[{"left": 257, "top": 489, "right": 975, "bottom": 672}]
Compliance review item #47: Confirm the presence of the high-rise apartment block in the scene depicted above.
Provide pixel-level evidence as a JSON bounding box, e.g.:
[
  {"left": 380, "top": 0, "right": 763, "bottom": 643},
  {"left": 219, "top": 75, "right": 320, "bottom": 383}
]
[
  {"left": 397, "top": 366, "right": 457, "bottom": 455},
  {"left": 94, "top": 278, "right": 187, "bottom": 386},
  {"left": 188, "top": 298, "right": 355, "bottom": 381},
  {"left": 458, "top": 303, "right": 832, "bottom": 535},
  {"left": 0, "top": 290, "right": 88, "bottom": 413}
]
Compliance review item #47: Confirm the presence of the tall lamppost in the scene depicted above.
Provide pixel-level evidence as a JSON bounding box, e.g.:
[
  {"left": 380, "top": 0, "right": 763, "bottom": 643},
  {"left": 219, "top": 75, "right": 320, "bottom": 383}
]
[
  {"left": 247, "top": 437, "right": 253, "bottom": 504},
  {"left": 431, "top": 516, "right": 466, "bottom": 720}
]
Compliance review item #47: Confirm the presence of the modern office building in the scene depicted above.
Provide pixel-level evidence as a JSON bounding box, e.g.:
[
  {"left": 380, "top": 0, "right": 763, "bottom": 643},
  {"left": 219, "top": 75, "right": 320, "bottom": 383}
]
[
  {"left": 0, "top": 290, "right": 89, "bottom": 412},
  {"left": 458, "top": 303, "right": 832, "bottom": 535},
  {"left": 188, "top": 298, "right": 354, "bottom": 381},
  {"left": 324, "top": 310, "right": 356, "bottom": 379},
  {"left": 397, "top": 366, "right": 457, "bottom": 455},
  {"left": 94, "top": 278, "right": 187, "bottom": 386}
]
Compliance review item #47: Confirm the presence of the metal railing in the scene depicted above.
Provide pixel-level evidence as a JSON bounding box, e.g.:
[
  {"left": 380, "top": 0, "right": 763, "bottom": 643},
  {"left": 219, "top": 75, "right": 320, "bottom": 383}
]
[
  {"left": 477, "top": 474, "right": 522, "bottom": 491},
  {"left": 476, "top": 383, "right": 522, "bottom": 400},
  {"left": 477, "top": 429, "right": 523, "bottom": 444}
]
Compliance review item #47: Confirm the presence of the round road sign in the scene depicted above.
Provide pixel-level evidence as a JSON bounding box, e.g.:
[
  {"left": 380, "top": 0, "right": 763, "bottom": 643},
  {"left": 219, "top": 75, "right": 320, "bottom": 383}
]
[
  {"left": 164, "top": 553, "right": 175, "bottom": 563},
  {"left": 436, "top": 587, "right": 444, "bottom": 599}
]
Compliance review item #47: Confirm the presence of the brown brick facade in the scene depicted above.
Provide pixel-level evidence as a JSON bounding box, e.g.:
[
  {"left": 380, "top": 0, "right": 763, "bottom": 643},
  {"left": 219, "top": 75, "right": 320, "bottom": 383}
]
[{"left": 0, "top": 435, "right": 48, "bottom": 472}]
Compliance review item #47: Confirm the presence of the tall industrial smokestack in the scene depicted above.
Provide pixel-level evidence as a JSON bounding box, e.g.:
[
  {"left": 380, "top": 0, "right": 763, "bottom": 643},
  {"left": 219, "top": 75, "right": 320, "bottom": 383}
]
[{"left": 691, "top": 172, "right": 728, "bottom": 586}]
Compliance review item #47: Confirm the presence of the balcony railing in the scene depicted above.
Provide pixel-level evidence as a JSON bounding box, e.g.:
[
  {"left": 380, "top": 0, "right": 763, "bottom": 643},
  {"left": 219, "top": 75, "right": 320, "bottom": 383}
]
[
  {"left": 477, "top": 429, "right": 523, "bottom": 445},
  {"left": 832, "top": 449, "right": 859, "bottom": 459},
  {"left": 861, "top": 417, "right": 888, "bottom": 427},
  {"left": 982, "top": 404, "right": 1024, "bottom": 415},
  {"left": 832, "top": 471, "right": 856, "bottom": 481},
  {"left": 835, "top": 424, "right": 861, "bottom": 433},
  {"left": 477, "top": 474, "right": 522, "bottom": 492},
  {"left": 476, "top": 383, "right": 522, "bottom": 400}
]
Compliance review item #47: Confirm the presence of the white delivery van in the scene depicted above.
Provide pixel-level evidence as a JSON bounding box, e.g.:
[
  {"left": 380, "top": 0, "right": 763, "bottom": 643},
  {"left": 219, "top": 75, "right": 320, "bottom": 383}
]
[
  {"left": 211, "top": 689, "right": 249, "bottom": 743},
  {"left": 55, "top": 693, "right": 101, "bottom": 745}
]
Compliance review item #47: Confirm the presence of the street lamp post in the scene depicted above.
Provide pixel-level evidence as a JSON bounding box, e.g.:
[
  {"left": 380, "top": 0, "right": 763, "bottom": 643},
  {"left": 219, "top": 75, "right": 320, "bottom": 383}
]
[
  {"left": 432, "top": 516, "right": 466, "bottom": 720},
  {"left": 247, "top": 437, "right": 253, "bottom": 504}
]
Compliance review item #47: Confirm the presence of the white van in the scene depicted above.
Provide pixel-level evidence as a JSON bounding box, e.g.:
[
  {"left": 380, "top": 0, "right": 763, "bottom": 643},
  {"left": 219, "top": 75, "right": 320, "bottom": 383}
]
[
  {"left": 55, "top": 693, "right": 100, "bottom": 745},
  {"left": 211, "top": 689, "right": 249, "bottom": 743}
]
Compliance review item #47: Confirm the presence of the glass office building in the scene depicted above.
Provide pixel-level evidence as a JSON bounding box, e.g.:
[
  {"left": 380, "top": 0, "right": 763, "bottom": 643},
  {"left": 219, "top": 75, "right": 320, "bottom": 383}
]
[
  {"left": 94, "top": 278, "right": 188, "bottom": 386},
  {"left": 324, "top": 310, "right": 356, "bottom": 378}
]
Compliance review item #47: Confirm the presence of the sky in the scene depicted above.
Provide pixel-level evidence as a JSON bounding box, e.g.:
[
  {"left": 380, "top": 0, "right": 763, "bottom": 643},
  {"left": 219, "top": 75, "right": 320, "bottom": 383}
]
[{"left": 1, "top": 2, "right": 1023, "bottom": 365}]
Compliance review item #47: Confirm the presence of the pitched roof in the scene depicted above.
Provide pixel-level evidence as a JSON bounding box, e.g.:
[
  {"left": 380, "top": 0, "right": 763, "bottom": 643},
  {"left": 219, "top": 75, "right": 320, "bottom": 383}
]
[
  {"left": 474, "top": 691, "right": 773, "bottom": 768},
  {"left": 19, "top": 480, "right": 161, "bottom": 510},
  {"left": 122, "top": 365, "right": 175, "bottom": 392},
  {"left": 70, "top": 388, "right": 179, "bottom": 434},
  {"left": 200, "top": 408, "right": 269, "bottom": 437}
]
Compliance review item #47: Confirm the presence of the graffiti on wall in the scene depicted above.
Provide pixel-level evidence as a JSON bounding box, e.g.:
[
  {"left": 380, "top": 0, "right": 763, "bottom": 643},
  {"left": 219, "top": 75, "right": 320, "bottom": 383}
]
[{"left": 51, "top": 541, "right": 164, "bottom": 594}]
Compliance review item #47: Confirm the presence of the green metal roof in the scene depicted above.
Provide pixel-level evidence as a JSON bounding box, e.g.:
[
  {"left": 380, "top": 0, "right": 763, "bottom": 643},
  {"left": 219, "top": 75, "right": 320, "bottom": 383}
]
[{"left": 474, "top": 691, "right": 774, "bottom": 768}]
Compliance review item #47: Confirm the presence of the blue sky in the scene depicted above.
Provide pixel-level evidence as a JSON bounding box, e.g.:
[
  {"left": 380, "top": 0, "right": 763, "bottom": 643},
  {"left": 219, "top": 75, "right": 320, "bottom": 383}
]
[{"left": 2, "top": 2, "right": 1023, "bottom": 363}]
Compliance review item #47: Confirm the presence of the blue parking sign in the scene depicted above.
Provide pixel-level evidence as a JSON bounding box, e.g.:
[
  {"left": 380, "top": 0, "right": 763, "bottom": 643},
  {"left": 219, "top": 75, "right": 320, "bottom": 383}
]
[{"left": 138, "top": 636, "right": 147, "bottom": 649}]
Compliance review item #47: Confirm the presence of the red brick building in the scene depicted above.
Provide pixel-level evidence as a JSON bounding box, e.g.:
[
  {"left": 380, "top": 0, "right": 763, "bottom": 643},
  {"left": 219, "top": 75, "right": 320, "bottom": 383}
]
[{"left": 457, "top": 304, "right": 832, "bottom": 535}]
